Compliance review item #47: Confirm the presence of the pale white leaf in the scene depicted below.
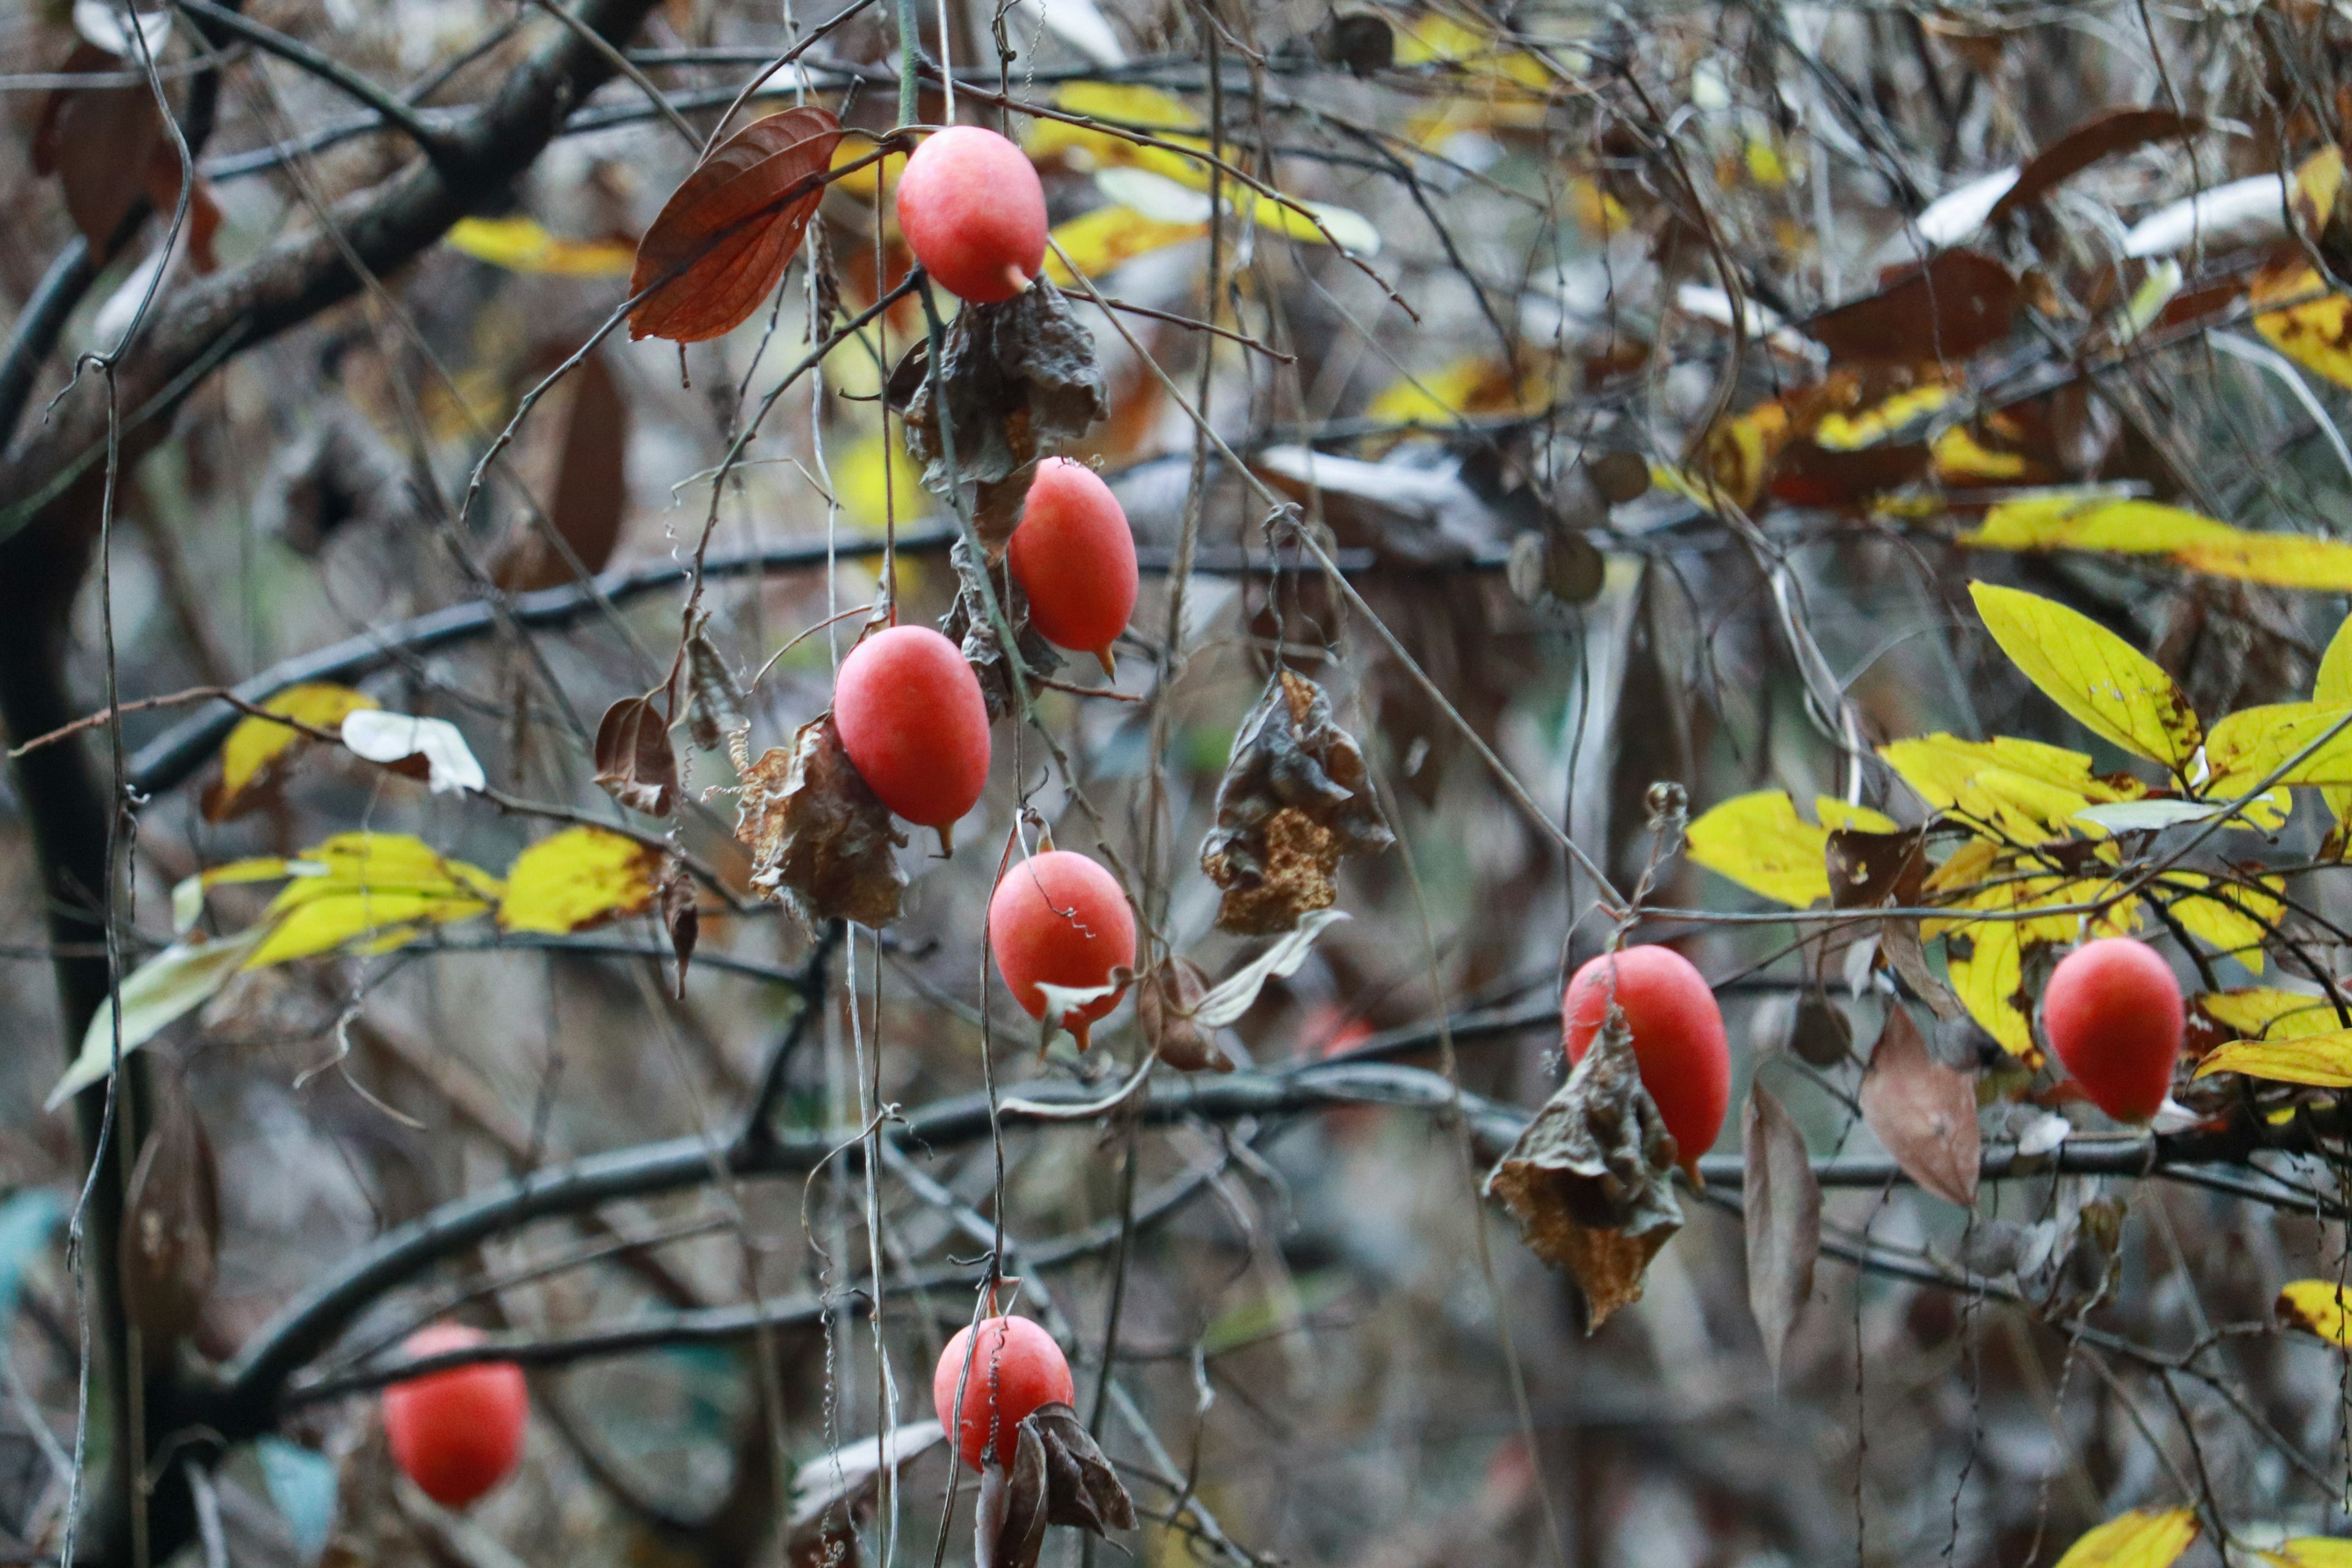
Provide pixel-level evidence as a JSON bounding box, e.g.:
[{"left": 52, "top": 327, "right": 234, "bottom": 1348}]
[
  {"left": 2148, "top": 1096, "right": 2201, "bottom": 1134},
  {"left": 1036, "top": 978, "right": 1125, "bottom": 1033},
  {"left": 1913, "top": 167, "right": 2021, "bottom": 247},
  {"left": 2015, "top": 1110, "right": 2071, "bottom": 1157},
  {"left": 48, "top": 930, "right": 263, "bottom": 1112},
  {"left": 2073, "top": 799, "right": 2225, "bottom": 833},
  {"left": 1191, "top": 910, "right": 1349, "bottom": 1029},
  {"left": 788, "top": 1420, "right": 946, "bottom": 1533},
  {"left": 1095, "top": 167, "right": 1213, "bottom": 224},
  {"left": 341, "top": 711, "right": 486, "bottom": 795},
  {"left": 72, "top": 1, "right": 172, "bottom": 59},
  {"left": 2123, "top": 173, "right": 2290, "bottom": 257}
]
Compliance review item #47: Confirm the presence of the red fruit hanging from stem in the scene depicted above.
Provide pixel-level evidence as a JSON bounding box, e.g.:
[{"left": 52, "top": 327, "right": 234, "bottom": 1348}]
[
  {"left": 894, "top": 126, "right": 1047, "bottom": 304},
  {"left": 1562, "top": 944, "right": 1730, "bottom": 1167},
  {"left": 933, "top": 1316, "right": 1074, "bottom": 1470},
  {"left": 381, "top": 1324, "right": 529, "bottom": 1509},
  {"left": 2042, "top": 937, "right": 2182, "bottom": 1124},
  {"left": 988, "top": 848, "right": 1136, "bottom": 1050},
  {"left": 1008, "top": 458, "right": 1138, "bottom": 677},
  {"left": 833, "top": 625, "right": 991, "bottom": 852}
]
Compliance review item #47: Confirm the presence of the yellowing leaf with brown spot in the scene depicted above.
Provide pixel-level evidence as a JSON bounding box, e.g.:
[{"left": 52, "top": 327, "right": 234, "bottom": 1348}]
[
  {"left": 1969, "top": 582, "right": 2201, "bottom": 771},
  {"left": 2266, "top": 1538, "right": 2352, "bottom": 1567},
  {"left": 1964, "top": 494, "right": 2352, "bottom": 592},
  {"left": 2206, "top": 703, "right": 2352, "bottom": 796},
  {"left": 2195, "top": 1031, "right": 2352, "bottom": 1087},
  {"left": 446, "top": 216, "right": 635, "bottom": 277},
  {"left": 244, "top": 832, "right": 500, "bottom": 969},
  {"left": 1879, "top": 733, "right": 2141, "bottom": 841},
  {"left": 1042, "top": 205, "right": 1206, "bottom": 285},
  {"left": 2162, "top": 873, "right": 2282, "bottom": 973},
  {"left": 205, "top": 683, "right": 380, "bottom": 821},
  {"left": 1684, "top": 790, "right": 1831, "bottom": 907},
  {"left": 2052, "top": 1509, "right": 2197, "bottom": 1568},
  {"left": 2277, "top": 1280, "right": 2352, "bottom": 1346},
  {"left": 2200, "top": 987, "right": 2345, "bottom": 1039},
  {"left": 2255, "top": 265, "right": 2352, "bottom": 390},
  {"left": 500, "top": 826, "right": 663, "bottom": 935}
]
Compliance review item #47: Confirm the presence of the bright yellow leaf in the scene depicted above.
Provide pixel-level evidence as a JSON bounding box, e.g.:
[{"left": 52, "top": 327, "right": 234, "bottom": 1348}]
[
  {"left": 2206, "top": 703, "right": 2352, "bottom": 794},
  {"left": 2052, "top": 1509, "right": 2197, "bottom": 1568},
  {"left": 1245, "top": 192, "right": 1379, "bottom": 253},
  {"left": 2266, "top": 1539, "right": 2352, "bottom": 1567},
  {"left": 1964, "top": 494, "right": 2352, "bottom": 592},
  {"left": 1684, "top": 790, "right": 1830, "bottom": 907},
  {"left": 1879, "top": 734, "right": 2141, "bottom": 841},
  {"left": 1814, "top": 384, "right": 1952, "bottom": 451},
  {"left": 2201, "top": 987, "right": 2346, "bottom": 1038},
  {"left": 446, "top": 216, "right": 636, "bottom": 277},
  {"left": 1969, "top": 582, "right": 2202, "bottom": 771},
  {"left": 1042, "top": 205, "right": 1207, "bottom": 285},
  {"left": 2162, "top": 873, "right": 2282, "bottom": 973},
  {"left": 2277, "top": 1280, "right": 2352, "bottom": 1347},
  {"left": 2315, "top": 614, "right": 2352, "bottom": 824},
  {"left": 1813, "top": 796, "right": 1899, "bottom": 834},
  {"left": 206, "top": 683, "right": 381, "bottom": 820},
  {"left": 2195, "top": 1030, "right": 2352, "bottom": 1087},
  {"left": 500, "top": 826, "right": 663, "bottom": 935},
  {"left": 1931, "top": 424, "right": 2029, "bottom": 482},
  {"left": 2255, "top": 265, "right": 2352, "bottom": 390},
  {"left": 244, "top": 832, "right": 500, "bottom": 969},
  {"left": 1029, "top": 84, "right": 1205, "bottom": 184},
  {"left": 1946, "top": 916, "right": 2032, "bottom": 1058},
  {"left": 172, "top": 856, "right": 295, "bottom": 933}
]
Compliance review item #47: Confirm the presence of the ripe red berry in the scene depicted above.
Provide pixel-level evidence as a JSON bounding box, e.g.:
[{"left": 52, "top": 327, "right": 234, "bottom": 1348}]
[
  {"left": 1562, "top": 945, "right": 1730, "bottom": 1164},
  {"left": 1008, "top": 459, "right": 1138, "bottom": 677},
  {"left": 988, "top": 849, "right": 1136, "bottom": 1051},
  {"left": 895, "top": 127, "right": 1047, "bottom": 305},
  {"left": 834, "top": 625, "right": 991, "bottom": 850},
  {"left": 381, "top": 1324, "right": 528, "bottom": 1509},
  {"left": 2043, "top": 937, "right": 2182, "bottom": 1124},
  {"left": 933, "top": 1316, "right": 1074, "bottom": 1470}
]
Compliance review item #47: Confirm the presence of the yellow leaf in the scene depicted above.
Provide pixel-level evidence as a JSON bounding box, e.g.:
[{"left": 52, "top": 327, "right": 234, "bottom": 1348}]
[
  {"left": 2206, "top": 703, "right": 2352, "bottom": 795},
  {"left": 1946, "top": 916, "right": 2034, "bottom": 1058},
  {"left": 2162, "top": 873, "right": 2282, "bottom": 973},
  {"left": 1029, "top": 84, "right": 1205, "bottom": 184},
  {"left": 1565, "top": 176, "right": 1627, "bottom": 238},
  {"left": 2298, "top": 145, "right": 2346, "bottom": 229},
  {"left": 2266, "top": 1539, "right": 2352, "bottom": 1567},
  {"left": 1964, "top": 494, "right": 2352, "bottom": 593},
  {"left": 1702, "top": 401, "right": 1793, "bottom": 511},
  {"left": 245, "top": 832, "right": 499, "bottom": 969},
  {"left": 1388, "top": 12, "right": 1553, "bottom": 92},
  {"left": 1683, "top": 790, "right": 1830, "bottom": 907},
  {"left": 2255, "top": 265, "right": 2352, "bottom": 390},
  {"left": 2316, "top": 614, "right": 2352, "bottom": 824},
  {"left": 1813, "top": 797, "right": 1899, "bottom": 834},
  {"left": 207, "top": 683, "right": 381, "bottom": 820},
  {"left": 1365, "top": 355, "right": 1549, "bottom": 431},
  {"left": 2277, "top": 1280, "right": 2352, "bottom": 1347},
  {"left": 2052, "top": 1509, "right": 2198, "bottom": 1568},
  {"left": 1969, "top": 582, "right": 2201, "bottom": 770},
  {"left": 500, "top": 826, "right": 663, "bottom": 935},
  {"left": 1929, "top": 424, "right": 2028, "bottom": 482},
  {"left": 1245, "top": 192, "right": 1378, "bottom": 253},
  {"left": 1814, "top": 384, "right": 1952, "bottom": 451},
  {"left": 833, "top": 429, "right": 929, "bottom": 532},
  {"left": 2194, "top": 1030, "right": 2352, "bottom": 1087},
  {"left": 1041, "top": 205, "right": 1207, "bottom": 285},
  {"left": 2199, "top": 987, "right": 2346, "bottom": 1039},
  {"left": 1879, "top": 734, "right": 2140, "bottom": 840},
  {"left": 445, "top": 216, "right": 636, "bottom": 277}
]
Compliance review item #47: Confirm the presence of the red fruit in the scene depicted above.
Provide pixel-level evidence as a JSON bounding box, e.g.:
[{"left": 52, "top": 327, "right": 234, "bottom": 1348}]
[
  {"left": 988, "top": 850, "right": 1136, "bottom": 1050},
  {"left": 932, "top": 1316, "right": 1074, "bottom": 1470},
  {"left": 2043, "top": 937, "right": 2182, "bottom": 1124},
  {"left": 895, "top": 127, "right": 1047, "bottom": 305},
  {"left": 834, "top": 625, "right": 990, "bottom": 848},
  {"left": 1562, "top": 945, "right": 1730, "bottom": 1164},
  {"left": 1008, "top": 459, "right": 1138, "bottom": 676},
  {"left": 382, "top": 1324, "right": 528, "bottom": 1509}
]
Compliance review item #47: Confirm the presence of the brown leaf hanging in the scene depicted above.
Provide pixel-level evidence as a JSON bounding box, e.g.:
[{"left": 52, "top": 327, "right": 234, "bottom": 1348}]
[
  {"left": 975, "top": 1402, "right": 1136, "bottom": 1568},
  {"left": 1199, "top": 670, "right": 1395, "bottom": 935},
  {"left": 628, "top": 107, "right": 843, "bottom": 344},
  {"left": 1858, "top": 1005, "right": 1981, "bottom": 1208},
  {"left": 736, "top": 714, "right": 907, "bottom": 929},
  {"left": 1742, "top": 1084, "right": 1820, "bottom": 1381},
  {"left": 685, "top": 618, "right": 748, "bottom": 753},
  {"left": 1485, "top": 1013, "right": 1683, "bottom": 1330},
  {"left": 594, "top": 694, "right": 679, "bottom": 816},
  {"left": 494, "top": 351, "right": 629, "bottom": 591},
  {"left": 939, "top": 536, "right": 1062, "bottom": 720},
  {"left": 659, "top": 861, "right": 698, "bottom": 998},
  {"left": 1136, "top": 957, "right": 1234, "bottom": 1073}
]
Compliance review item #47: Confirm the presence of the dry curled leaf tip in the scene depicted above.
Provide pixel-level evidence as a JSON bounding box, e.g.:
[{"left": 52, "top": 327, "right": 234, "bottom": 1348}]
[{"left": 737, "top": 714, "right": 907, "bottom": 928}]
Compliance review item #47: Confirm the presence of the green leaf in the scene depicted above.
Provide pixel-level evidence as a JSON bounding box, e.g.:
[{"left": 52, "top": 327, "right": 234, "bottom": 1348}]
[
  {"left": 47, "top": 930, "right": 264, "bottom": 1112},
  {"left": 1969, "top": 582, "right": 2201, "bottom": 770}
]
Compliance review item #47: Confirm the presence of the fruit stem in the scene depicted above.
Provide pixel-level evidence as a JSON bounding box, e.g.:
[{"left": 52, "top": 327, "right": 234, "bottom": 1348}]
[
  {"left": 895, "top": 0, "right": 920, "bottom": 127},
  {"left": 1095, "top": 648, "right": 1117, "bottom": 680}
]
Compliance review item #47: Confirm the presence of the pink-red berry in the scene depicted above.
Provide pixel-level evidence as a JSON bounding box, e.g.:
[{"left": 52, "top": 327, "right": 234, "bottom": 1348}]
[
  {"left": 1562, "top": 945, "right": 1730, "bottom": 1164},
  {"left": 382, "top": 1324, "right": 528, "bottom": 1509},
  {"left": 988, "top": 850, "right": 1136, "bottom": 1051},
  {"left": 933, "top": 1316, "right": 1074, "bottom": 1470},
  {"left": 895, "top": 127, "right": 1048, "bottom": 304},
  {"left": 1008, "top": 459, "right": 1138, "bottom": 676},
  {"left": 834, "top": 625, "right": 991, "bottom": 848},
  {"left": 2043, "top": 937, "right": 2182, "bottom": 1124}
]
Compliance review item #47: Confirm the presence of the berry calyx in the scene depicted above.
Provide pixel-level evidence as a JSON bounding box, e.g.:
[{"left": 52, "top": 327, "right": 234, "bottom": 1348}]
[
  {"left": 2043, "top": 937, "right": 2182, "bottom": 1124},
  {"left": 833, "top": 625, "right": 991, "bottom": 851},
  {"left": 895, "top": 127, "right": 1048, "bottom": 305},
  {"left": 1008, "top": 459, "right": 1138, "bottom": 678},
  {"left": 988, "top": 849, "right": 1136, "bottom": 1051},
  {"left": 1562, "top": 945, "right": 1730, "bottom": 1165},
  {"left": 381, "top": 1324, "right": 529, "bottom": 1509},
  {"left": 933, "top": 1316, "right": 1074, "bottom": 1470}
]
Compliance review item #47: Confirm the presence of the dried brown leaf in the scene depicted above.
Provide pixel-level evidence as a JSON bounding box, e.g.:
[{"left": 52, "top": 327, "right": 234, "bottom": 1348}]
[
  {"left": 976, "top": 1420, "right": 1050, "bottom": 1568},
  {"left": 594, "top": 694, "right": 678, "bottom": 816},
  {"left": 1199, "top": 671, "right": 1394, "bottom": 935},
  {"left": 736, "top": 714, "right": 907, "bottom": 928},
  {"left": 1881, "top": 917, "right": 1967, "bottom": 1020},
  {"left": 1136, "top": 957, "right": 1233, "bottom": 1072},
  {"left": 628, "top": 107, "right": 843, "bottom": 344},
  {"left": 660, "top": 861, "right": 698, "bottom": 998},
  {"left": 1859, "top": 1006, "right": 1981, "bottom": 1207},
  {"left": 1024, "top": 1404, "right": 1135, "bottom": 1533},
  {"left": 685, "top": 619, "right": 748, "bottom": 753},
  {"left": 495, "top": 352, "right": 628, "bottom": 591},
  {"left": 1805, "top": 249, "right": 2018, "bottom": 364},
  {"left": 1742, "top": 1084, "right": 1820, "bottom": 1381},
  {"left": 34, "top": 41, "right": 165, "bottom": 261},
  {"left": 1485, "top": 1016, "right": 1683, "bottom": 1329},
  {"left": 1989, "top": 107, "right": 2203, "bottom": 223},
  {"left": 1824, "top": 826, "right": 1928, "bottom": 909},
  {"left": 940, "top": 536, "right": 1061, "bottom": 720}
]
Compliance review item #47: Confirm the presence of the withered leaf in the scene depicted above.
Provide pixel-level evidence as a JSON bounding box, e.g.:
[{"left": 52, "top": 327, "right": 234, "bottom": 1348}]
[
  {"left": 660, "top": 861, "right": 698, "bottom": 998},
  {"left": 1989, "top": 107, "right": 2203, "bottom": 224},
  {"left": 1858, "top": 1005, "right": 1980, "bottom": 1208},
  {"left": 1790, "top": 991, "right": 1853, "bottom": 1067},
  {"left": 34, "top": 41, "right": 166, "bottom": 262},
  {"left": 494, "top": 352, "right": 629, "bottom": 592},
  {"left": 978, "top": 1401, "right": 1135, "bottom": 1568},
  {"left": 1585, "top": 449, "right": 1651, "bottom": 505},
  {"left": 594, "top": 695, "right": 679, "bottom": 816},
  {"left": 1742, "top": 1084, "right": 1820, "bottom": 1382},
  {"left": 737, "top": 714, "right": 907, "bottom": 929},
  {"left": 976, "top": 1422, "right": 1050, "bottom": 1568},
  {"left": 1199, "top": 670, "right": 1394, "bottom": 935},
  {"left": 902, "top": 277, "right": 1109, "bottom": 551},
  {"left": 1880, "top": 917, "right": 1967, "bottom": 1020},
  {"left": 685, "top": 619, "right": 748, "bottom": 753},
  {"left": 1766, "top": 440, "right": 1932, "bottom": 508},
  {"left": 1485, "top": 1014, "right": 1683, "bottom": 1330},
  {"left": 628, "top": 107, "right": 843, "bottom": 344},
  {"left": 1804, "top": 249, "right": 2017, "bottom": 364},
  {"left": 120, "top": 1081, "right": 221, "bottom": 1362},
  {"left": 940, "top": 536, "right": 1061, "bottom": 720},
  {"left": 1136, "top": 957, "right": 1234, "bottom": 1072},
  {"left": 1314, "top": 12, "right": 1393, "bottom": 74},
  {"left": 1824, "top": 826, "right": 1927, "bottom": 909}
]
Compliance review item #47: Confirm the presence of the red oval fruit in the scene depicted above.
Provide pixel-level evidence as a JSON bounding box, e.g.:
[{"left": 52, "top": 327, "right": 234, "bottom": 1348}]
[
  {"left": 1562, "top": 945, "right": 1730, "bottom": 1164},
  {"left": 988, "top": 849, "right": 1136, "bottom": 1051},
  {"left": 895, "top": 126, "right": 1047, "bottom": 305},
  {"left": 382, "top": 1324, "right": 528, "bottom": 1509},
  {"left": 1008, "top": 459, "right": 1138, "bottom": 677},
  {"left": 834, "top": 625, "right": 990, "bottom": 849},
  {"left": 933, "top": 1316, "right": 1073, "bottom": 1470},
  {"left": 2043, "top": 937, "right": 2182, "bottom": 1123}
]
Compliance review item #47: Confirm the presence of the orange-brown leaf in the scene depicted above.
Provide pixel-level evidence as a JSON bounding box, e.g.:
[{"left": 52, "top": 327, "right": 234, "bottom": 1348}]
[{"left": 628, "top": 108, "right": 844, "bottom": 343}]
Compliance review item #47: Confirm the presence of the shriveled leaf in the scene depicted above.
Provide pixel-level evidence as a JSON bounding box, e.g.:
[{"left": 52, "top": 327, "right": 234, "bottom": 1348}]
[
  {"left": 2193, "top": 1031, "right": 2352, "bottom": 1087},
  {"left": 445, "top": 216, "right": 635, "bottom": 277},
  {"left": 1742, "top": 1084, "right": 1819, "bottom": 1382},
  {"left": 1684, "top": 790, "right": 1829, "bottom": 906},
  {"left": 1858, "top": 1006, "right": 1979, "bottom": 1207},
  {"left": 1824, "top": 823, "right": 1925, "bottom": 909},
  {"left": 660, "top": 862, "right": 698, "bottom": 998},
  {"left": 1969, "top": 582, "right": 2201, "bottom": 770},
  {"left": 1988, "top": 108, "right": 2201, "bottom": 223},
  {"left": 1136, "top": 958, "right": 1232, "bottom": 1072},
  {"left": 499, "top": 826, "right": 663, "bottom": 934},
  {"left": 1022, "top": 1404, "right": 1136, "bottom": 1533},
  {"left": 1192, "top": 909, "right": 1349, "bottom": 1028},
  {"left": 50, "top": 930, "right": 263, "bottom": 1111},
  {"left": 119, "top": 1082, "right": 221, "bottom": 1356},
  {"left": 1881, "top": 918, "right": 1966, "bottom": 1020},
  {"left": 494, "top": 352, "right": 630, "bottom": 591},
  {"left": 736, "top": 714, "right": 907, "bottom": 928},
  {"left": 2277, "top": 1280, "right": 2352, "bottom": 1346},
  {"left": 1964, "top": 494, "right": 2352, "bottom": 594},
  {"left": 628, "top": 107, "right": 843, "bottom": 343},
  {"left": 685, "top": 621, "right": 748, "bottom": 752},
  {"left": 976, "top": 1422, "right": 1050, "bottom": 1568},
  {"left": 341, "top": 710, "right": 486, "bottom": 795},
  {"left": 1804, "top": 250, "right": 2017, "bottom": 363},
  {"left": 2051, "top": 1509, "right": 2197, "bottom": 1568},
  {"left": 1484, "top": 1014, "right": 1683, "bottom": 1329},
  {"left": 205, "top": 682, "right": 381, "bottom": 821},
  {"left": 940, "top": 535, "right": 1061, "bottom": 720},
  {"left": 32, "top": 42, "right": 166, "bottom": 262},
  {"left": 1199, "top": 671, "right": 1393, "bottom": 935},
  {"left": 594, "top": 695, "right": 679, "bottom": 816}
]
